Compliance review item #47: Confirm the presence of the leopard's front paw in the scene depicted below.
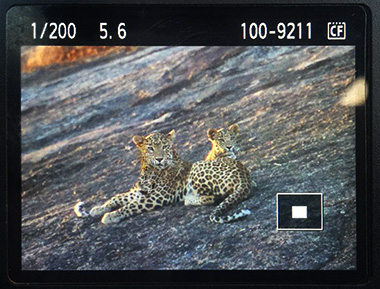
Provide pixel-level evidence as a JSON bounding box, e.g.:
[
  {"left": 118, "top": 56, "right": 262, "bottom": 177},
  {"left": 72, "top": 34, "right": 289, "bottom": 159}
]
[
  {"left": 184, "top": 192, "right": 200, "bottom": 206},
  {"left": 101, "top": 212, "right": 121, "bottom": 224},
  {"left": 90, "top": 205, "right": 107, "bottom": 217}
]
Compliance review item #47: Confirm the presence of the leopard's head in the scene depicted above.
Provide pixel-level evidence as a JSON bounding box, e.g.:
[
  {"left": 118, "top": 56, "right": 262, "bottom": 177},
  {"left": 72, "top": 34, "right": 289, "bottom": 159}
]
[
  {"left": 207, "top": 124, "right": 239, "bottom": 160},
  {"left": 133, "top": 130, "right": 176, "bottom": 170}
]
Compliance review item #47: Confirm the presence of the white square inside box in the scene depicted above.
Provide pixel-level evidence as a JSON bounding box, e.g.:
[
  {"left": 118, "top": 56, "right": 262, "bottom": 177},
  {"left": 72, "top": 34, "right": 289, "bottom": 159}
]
[{"left": 292, "top": 206, "right": 308, "bottom": 219}]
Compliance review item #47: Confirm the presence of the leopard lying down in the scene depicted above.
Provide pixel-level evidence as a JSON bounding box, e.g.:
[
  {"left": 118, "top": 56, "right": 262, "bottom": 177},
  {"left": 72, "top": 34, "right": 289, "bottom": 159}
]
[
  {"left": 184, "top": 124, "right": 256, "bottom": 223},
  {"left": 74, "top": 129, "right": 255, "bottom": 224}
]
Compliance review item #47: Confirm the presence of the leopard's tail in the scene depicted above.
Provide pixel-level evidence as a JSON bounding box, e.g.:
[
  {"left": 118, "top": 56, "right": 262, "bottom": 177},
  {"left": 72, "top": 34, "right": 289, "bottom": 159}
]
[
  {"left": 209, "top": 208, "right": 251, "bottom": 223},
  {"left": 209, "top": 184, "right": 252, "bottom": 223}
]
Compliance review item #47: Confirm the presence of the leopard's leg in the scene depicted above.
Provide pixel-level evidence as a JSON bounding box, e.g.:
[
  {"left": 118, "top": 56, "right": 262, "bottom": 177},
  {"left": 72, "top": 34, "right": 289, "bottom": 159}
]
[
  {"left": 101, "top": 191, "right": 173, "bottom": 224},
  {"left": 210, "top": 185, "right": 251, "bottom": 223},
  {"left": 101, "top": 201, "right": 152, "bottom": 224},
  {"left": 90, "top": 186, "right": 142, "bottom": 217},
  {"left": 184, "top": 193, "right": 215, "bottom": 206},
  {"left": 184, "top": 178, "right": 214, "bottom": 206}
]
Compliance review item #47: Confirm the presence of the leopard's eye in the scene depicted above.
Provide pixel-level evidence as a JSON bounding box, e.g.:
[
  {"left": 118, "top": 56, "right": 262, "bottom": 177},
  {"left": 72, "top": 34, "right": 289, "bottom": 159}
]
[{"left": 147, "top": 146, "right": 154, "bottom": 152}]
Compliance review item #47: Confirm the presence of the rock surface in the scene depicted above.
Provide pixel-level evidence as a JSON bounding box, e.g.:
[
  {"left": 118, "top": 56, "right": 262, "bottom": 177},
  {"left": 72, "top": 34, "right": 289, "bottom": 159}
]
[{"left": 21, "top": 46, "right": 356, "bottom": 270}]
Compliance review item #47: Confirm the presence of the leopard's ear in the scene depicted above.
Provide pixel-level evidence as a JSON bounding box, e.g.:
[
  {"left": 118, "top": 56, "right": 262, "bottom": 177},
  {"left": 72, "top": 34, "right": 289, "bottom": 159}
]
[
  {"left": 228, "top": 124, "right": 239, "bottom": 135},
  {"left": 167, "top": 130, "right": 176, "bottom": 141},
  {"left": 132, "top": 135, "right": 145, "bottom": 147},
  {"left": 207, "top": 128, "right": 218, "bottom": 141}
]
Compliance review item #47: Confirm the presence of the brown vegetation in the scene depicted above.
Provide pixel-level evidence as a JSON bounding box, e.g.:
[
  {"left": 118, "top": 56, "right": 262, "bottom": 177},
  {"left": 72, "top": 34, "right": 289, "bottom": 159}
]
[{"left": 21, "top": 46, "right": 137, "bottom": 73}]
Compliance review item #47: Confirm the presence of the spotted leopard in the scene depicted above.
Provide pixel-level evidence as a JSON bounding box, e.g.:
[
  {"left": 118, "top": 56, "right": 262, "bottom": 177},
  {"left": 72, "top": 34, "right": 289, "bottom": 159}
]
[
  {"left": 204, "top": 123, "right": 239, "bottom": 161},
  {"left": 185, "top": 124, "right": 256, "bottom": 223},
  {"left": 86, "top": 130, "right": 192, "bottom": 224},
  {"left": 75, "top": 127, "right": 255, "bottom": 224}
]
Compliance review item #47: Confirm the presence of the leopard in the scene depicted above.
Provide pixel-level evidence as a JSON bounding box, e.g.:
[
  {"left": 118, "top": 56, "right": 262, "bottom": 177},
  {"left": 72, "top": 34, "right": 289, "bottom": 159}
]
[
  {"left": 204, "top": 123, "right": 240, "bottom": 161},
  {"left": 84, "top": 130, "right": 192, "bottom": 224},
  {"left": 184, "top": 124, "right": 256, "bottom": 223},
  {"left": 204, "top": 124, "right": 257, "bottom": 188},
  {"left": 74, "top": 127, "right": 255, "bottom": 224}
]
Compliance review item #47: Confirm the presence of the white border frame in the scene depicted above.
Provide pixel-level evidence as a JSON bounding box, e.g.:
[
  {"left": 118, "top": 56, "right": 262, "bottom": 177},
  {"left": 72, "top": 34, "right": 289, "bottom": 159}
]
[{"left": 276, "top": 193, "right": 324, "bottom": 231}]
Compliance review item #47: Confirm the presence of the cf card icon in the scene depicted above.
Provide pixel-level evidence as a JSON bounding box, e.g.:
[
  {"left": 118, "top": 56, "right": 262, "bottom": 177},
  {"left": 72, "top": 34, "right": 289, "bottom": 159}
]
[{"left": 327, "top": 22, "right": 346, "bottom": 40}]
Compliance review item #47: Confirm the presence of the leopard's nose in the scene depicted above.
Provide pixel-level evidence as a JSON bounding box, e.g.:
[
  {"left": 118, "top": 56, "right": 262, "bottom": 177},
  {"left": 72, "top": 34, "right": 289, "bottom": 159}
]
[
  {"left": 156, "top": 157, "right": 163, "bottom": 163},
  {"left": 226, "top": 146, "right": 232, "bottom": 151}
]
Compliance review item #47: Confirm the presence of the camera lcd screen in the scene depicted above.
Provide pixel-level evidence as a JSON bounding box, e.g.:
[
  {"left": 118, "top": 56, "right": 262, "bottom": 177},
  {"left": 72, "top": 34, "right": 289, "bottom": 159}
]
[{"left": 6, "top": 4, "right": 368, "bottom": 284}]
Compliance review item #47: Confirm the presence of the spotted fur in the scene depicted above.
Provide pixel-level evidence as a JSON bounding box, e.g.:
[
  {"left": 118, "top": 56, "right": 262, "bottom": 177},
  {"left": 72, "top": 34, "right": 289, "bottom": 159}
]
[
  {"left": 77, "top": 127, "right": 255, "bottom": 225},
  {"left": 185, "top": 124, "right": 255, "bottom": 223},
  {"left": 89, "top": 130, "right": 192, "bottom": 224},
  {"left": 205, "top": 124, "right": 239, "bottom": 161}
]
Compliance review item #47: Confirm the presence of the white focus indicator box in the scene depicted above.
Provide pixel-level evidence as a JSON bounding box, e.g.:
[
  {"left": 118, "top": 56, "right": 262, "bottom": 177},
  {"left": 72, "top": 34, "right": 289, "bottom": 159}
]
[
  {"left": 277, "top": 193, "right": 323, "bottom": 231},
  {"left": 292, "top": 206, "right": 308, "bottom": 219}
]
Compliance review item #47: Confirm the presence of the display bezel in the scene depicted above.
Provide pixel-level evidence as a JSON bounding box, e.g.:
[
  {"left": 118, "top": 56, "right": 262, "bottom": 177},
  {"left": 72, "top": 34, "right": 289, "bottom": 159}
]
[{"left": 4, "top": 3, "right": 371, "bottom": 285}]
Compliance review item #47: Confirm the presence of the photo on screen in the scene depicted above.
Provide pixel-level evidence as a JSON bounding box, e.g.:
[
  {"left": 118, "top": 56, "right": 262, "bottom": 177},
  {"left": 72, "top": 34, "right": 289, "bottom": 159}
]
[{"left": 21, "top": 46, "right": 357, "bottom": 270}]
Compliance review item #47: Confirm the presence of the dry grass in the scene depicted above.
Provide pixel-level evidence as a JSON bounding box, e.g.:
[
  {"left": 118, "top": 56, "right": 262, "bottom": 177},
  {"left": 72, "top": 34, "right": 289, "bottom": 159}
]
[{"left": 21, "top": 46, "right": 137, "bottom": 73}]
